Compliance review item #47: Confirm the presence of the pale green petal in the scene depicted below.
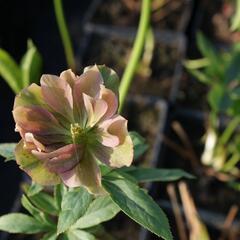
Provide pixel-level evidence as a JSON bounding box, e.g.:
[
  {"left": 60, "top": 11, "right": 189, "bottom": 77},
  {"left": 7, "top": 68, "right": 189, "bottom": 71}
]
[
  {"left": 108, "top": 134, "right": 133, "bottom": 168},
  {"left": 14, "top": 83, "right": 46, "bottom": 109},
  {"left": 15, "top": 140, "right": 60, "bottom": 185},
  {"left": 60, "top": 150, "right": 105, "bottom": 195}
]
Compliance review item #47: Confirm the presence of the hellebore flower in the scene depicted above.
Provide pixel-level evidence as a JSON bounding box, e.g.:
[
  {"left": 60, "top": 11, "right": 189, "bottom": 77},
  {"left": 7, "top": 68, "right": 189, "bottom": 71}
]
[{"left": 13, "top": 65, "right": 133, "bottom": 194}]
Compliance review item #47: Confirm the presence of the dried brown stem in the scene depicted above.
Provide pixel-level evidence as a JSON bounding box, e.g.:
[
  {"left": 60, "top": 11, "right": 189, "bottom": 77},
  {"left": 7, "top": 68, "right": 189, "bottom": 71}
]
[
  {"left": 219, "top": 205, "right": 239, "bottom": 240},
  {"left": 167, "top": 184, "right": 188, "bottom": 240}
]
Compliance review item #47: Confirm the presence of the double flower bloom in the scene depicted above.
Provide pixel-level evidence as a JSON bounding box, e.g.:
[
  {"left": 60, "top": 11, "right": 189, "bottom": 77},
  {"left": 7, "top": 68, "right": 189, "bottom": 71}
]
[{"left": 13, "top": 65, "right": 133, "bottom": 194}]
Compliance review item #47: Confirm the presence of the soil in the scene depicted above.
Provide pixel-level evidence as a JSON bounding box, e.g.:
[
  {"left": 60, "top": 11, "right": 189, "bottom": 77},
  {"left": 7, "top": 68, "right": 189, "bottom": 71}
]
[
  {"left": 91, "top": 0, "right": 191, "bottom": 31},
  {"left": 81, "top": 33, "right": 181, "bottom": 100}
]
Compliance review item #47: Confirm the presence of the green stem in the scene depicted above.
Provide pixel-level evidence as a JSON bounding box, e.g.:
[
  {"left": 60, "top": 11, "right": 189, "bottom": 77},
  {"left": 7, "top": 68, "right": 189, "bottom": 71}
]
[
  {"left": 53, "top": 0, "right": 75, "bottom": 70},
  {"left": 118, "top": 0, "right": 151, "bottom": 112},
  {"left": 219, "top": 117, "right": 240, "bottom": 146}
]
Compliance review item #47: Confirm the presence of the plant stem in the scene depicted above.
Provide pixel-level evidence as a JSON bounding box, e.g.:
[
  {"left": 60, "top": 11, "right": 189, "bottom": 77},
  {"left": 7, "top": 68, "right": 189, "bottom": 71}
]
[
  {"left": 118, "top": 0, "right": 151, "bottom": 112},
  {"left": 53, "top": 0, "right": 75, "bottom": 70}
]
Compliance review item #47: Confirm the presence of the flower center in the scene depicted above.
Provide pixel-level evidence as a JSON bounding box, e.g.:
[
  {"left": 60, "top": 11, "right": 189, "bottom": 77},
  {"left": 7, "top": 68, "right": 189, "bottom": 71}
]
[{"left": 70, "top": 123, "right": 98, "bottom": 146}]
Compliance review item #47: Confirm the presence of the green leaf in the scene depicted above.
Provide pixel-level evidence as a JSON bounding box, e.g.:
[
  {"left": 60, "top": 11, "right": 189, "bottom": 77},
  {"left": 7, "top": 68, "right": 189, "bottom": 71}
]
[
  {"left": 0, "top": 49, "right": 22, "bottom": 93},
  {"left": 84, "top": 65, "right": 120, "bottom": 95},
  {"left": 57, "top": 187, "right": 93, "bottom": 234},
  {"left": 72, "top": 196, "right": 120, "bottom": 229},
  {"left": 207, "top": 84, "right": 232, "bottom": 113},
  {"left": 26, "top": 191, "right": 58, "bottom": 216},
  {"left": 231, "top": 0, "right": 240, "bottom": 31},
  {"left": 186, "top": 68, "right": 210, "bottom": 84},
  {"left": 54, "top": 184, "right": 68, "bottom": 211},
  {"left": 196, "top": 32, "right": 223, "bottom": 77},
  {"left": 0, "top": 213, "right": 50, "bottom": 234},
  {"left": 20, "top": 39, "right": 42, "bottom": 87},
  {"left": 97, "top": 65, "right": 120, "bottom": 95},
  {"left": 122, "top": 167, "right": 195, "bottom": 182},
  {"left": 102, "top": 172, "right": 172, "bottom": 240},
  {"left": 41, "top": 231, "right": 58, "bottom": 240},
  {"left": 129, "top": 131, "right": 149, "bottom": 160},
  {"left": 0, "top": 143, "right": 16, "bottom": 161},
  {"left": 225, "top": 50, "right": 240, "bottom": 84},
  {"left": 21, "top": 194, "right": 55, "bottom": 228},
  {"left": 66, "top": 229, "right": 96, "bottom": 240},
  {"left": 27, "top": 181, "right": 44, "bottom": 196}
]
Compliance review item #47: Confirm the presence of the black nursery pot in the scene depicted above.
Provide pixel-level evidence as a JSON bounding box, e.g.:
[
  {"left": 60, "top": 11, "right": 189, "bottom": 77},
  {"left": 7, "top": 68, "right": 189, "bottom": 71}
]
[
  {"left": 83, "top": 0, "right": 193, "bottom": 32},
  {"left": 79, "top": 27, "right": 186, "bottom": 102},
  {"left": 149, "top": 107, "right": 240, "bottom": 239}
]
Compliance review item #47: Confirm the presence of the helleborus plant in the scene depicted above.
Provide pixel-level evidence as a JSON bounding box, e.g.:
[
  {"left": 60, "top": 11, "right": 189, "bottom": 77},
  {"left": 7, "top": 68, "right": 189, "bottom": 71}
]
[
  {"left": 0, "top": 65, "right": 193, "bottom": 240},
  {"left": 185, "top": 32, "right": 240, "bottom": 177}
]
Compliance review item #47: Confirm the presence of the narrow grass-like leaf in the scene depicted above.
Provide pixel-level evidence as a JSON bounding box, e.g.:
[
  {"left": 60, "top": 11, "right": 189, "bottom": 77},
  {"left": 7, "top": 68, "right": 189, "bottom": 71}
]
[
  {"left": 21, "top": 40, "right": 42, "bottom": 86},
  {"left": 0, "top": 49, "right": 22, "bottom": 93}
]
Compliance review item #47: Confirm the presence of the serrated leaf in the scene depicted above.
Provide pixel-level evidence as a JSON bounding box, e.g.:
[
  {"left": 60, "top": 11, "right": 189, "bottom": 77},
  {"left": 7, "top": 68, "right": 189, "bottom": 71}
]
[
  {"left": 57, "top": 187, "right": 92, "bottom": 234},
  {"left": 102, "top": 172, "right": 172, "bottom": 240},
  {"left": 122, "top": 167, "right": 195, "bottom": 182},
  {"left": 54, "top": 184, "right": 68, "bottom": 211},
  {"left": 67, "top": 229, "right": 96, "bottom": 240},
  {"left": 72, "top": 196, "right": 120, "bottom": 229},
  {"left": 21, "top": 194, "right": 55, "bottom": 227},
  {"left": 0, "top": 213, "right": 50, "bottom": 234},
  {"left": 0, "top": 49, "right": 22, "bottom": 93},
  {"left": 0, "top": 143, "right": 16, "bottom": 161},
  {"left": 26, "top": 191, "right": 58, "bottom": 216},
  {"left": 129, "top": 131, "right": 149, "bottom": 159},
  {"left": 21, "top": 39, "right": 42, "bottom": 86}
]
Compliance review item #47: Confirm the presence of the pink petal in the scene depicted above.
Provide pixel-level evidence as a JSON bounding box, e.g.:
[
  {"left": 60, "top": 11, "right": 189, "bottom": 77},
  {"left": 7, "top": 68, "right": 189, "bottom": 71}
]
[
  {"left": 108, "top": 134, "right": 133, "bottom": 167},
  {"left": 60, "top": 151, "right": 104, "bottom": 194},
  {"left": 83, "top": 94, "right": 108, "bottom": 127},
  {"left": 15, "top": 140, "right": 60, "bottom": 185},
  {"left": 72, "top": 68, "right": 104, "bottom": 124},
  {"left": 74, "top": 69, "right": 103, "bottom": 99},
  {"left": 14, "top": 83, "right": 46, "bottom": 109},
  {"left": 96, "top": 116, "right": 133, "bottom": 167},
  {"left": 32, "top": 144, "right": 81, "bottom": 174},
  {"left": 13, "top": 106, "right": 68, "bottom": 136},
  {"left": 41, "top": 74, "right": 74, "bottom": 122},
  {"left": 24, "top": 132, "right": 46, "bottom": 151},
  {"left": 99, "top": 115, "right": 127, "bottom": 144},
  {"left": 60, "top": 69, "right": 77, "bottom": 87},
  {"left": 100, "top": 85, "right": 118, "bottom": 119}
]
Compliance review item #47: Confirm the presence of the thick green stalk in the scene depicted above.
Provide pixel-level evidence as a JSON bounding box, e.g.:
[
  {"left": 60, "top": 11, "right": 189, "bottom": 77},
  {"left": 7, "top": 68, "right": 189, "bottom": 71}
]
[
  {"left": 53, "top": 0, "right": 75, "bottom": 70},
  {"left": 118, "top": 0, "right": 151, "bottom": 112}
]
